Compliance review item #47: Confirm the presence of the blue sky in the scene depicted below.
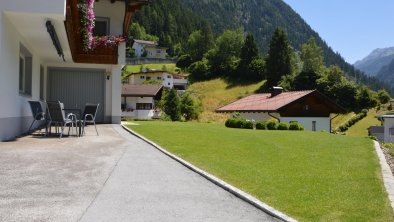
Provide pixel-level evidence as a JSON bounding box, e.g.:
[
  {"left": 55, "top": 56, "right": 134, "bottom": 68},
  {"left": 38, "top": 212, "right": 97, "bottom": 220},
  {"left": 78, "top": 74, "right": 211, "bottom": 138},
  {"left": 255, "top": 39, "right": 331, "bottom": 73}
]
[{"left": 283, "top": 0, "right": 394, "bottom": 64}]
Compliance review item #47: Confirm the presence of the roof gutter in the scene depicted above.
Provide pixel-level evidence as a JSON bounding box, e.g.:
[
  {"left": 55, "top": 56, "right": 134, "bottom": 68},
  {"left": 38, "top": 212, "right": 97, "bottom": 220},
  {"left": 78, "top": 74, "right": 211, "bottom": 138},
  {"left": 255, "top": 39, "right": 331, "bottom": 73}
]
[{"left": 268, "top": 112, "right": 280, "bottom": 122}]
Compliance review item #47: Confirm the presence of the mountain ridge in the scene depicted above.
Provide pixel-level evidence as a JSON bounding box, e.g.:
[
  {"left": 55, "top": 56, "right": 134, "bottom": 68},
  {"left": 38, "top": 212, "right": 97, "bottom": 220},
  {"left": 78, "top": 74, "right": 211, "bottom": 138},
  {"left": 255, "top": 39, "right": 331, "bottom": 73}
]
[{"left": 354, "top": 47, "right": 394, "bottom": 76}]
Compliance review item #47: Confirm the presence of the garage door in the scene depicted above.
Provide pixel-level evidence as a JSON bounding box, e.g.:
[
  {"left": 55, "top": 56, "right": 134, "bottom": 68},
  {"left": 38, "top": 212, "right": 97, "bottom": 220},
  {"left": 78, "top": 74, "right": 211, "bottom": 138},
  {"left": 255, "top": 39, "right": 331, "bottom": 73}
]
[{"left": 48, "top": 68, "right": 105, "bottom": 123}]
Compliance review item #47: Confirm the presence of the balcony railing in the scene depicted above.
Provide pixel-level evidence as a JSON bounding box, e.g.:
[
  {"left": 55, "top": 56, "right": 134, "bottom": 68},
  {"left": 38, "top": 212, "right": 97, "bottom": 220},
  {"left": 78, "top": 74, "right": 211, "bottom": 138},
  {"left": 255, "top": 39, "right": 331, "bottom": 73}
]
[{"left": 65, "top": 0, "right": 150, "bottom": 65}]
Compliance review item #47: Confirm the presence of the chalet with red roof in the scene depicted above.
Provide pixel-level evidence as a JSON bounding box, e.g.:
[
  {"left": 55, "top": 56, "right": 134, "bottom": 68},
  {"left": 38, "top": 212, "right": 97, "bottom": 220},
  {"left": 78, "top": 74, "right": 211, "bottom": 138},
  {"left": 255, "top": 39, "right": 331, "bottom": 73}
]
[{"left": 216, "top": 87, "right": 345, "bottom": 132}]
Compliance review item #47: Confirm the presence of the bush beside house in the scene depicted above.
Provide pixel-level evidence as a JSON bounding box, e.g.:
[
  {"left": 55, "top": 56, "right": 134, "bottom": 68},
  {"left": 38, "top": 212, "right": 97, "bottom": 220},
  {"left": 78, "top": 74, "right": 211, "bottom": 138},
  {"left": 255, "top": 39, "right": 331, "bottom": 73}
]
[{"left": 225, "top": 118, "right": 304, "bottom": 131}]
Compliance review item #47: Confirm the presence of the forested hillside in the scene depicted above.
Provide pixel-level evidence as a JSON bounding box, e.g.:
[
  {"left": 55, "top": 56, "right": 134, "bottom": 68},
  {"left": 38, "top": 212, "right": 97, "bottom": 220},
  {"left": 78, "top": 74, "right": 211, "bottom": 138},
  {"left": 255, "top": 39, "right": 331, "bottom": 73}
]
[{"left": 132, "top": 0, "right": 387, "bottom": 92}]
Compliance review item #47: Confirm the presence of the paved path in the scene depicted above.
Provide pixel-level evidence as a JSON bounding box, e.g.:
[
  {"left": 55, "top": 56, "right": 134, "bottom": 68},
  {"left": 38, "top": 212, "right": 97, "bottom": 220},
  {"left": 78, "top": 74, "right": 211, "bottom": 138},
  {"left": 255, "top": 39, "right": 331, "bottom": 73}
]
[{"left": 80, "top": 125, "right": 280, "bottom": 222}]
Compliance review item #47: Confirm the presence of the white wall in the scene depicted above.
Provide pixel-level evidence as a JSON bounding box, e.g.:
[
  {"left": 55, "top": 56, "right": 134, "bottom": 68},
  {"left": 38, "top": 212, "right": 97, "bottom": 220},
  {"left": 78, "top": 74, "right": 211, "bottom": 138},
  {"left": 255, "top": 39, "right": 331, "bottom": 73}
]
[
  {"left": 163, "top": 73, "right": 173, "bottom": 88},
  {"left": 0, "top": 0, "right": 66, "bottom": 18},
  {"left": 132, "top": 42, "right": 144, "bottom": 57},
  {"left": 383, "top": 118, "right": 394, "bottom": 143},
  {"left": 280, "top": 117, "right": 331, "bottom": 132},
  {"left": 94, "top": 1, "right": 125, "bottom": 36},
  {"left": 123, "top": 96, "right": 155, "bottom": 119},
  {"left": 238, "top": 111, "right": 331, "bottom": 131},
  {"left": 0, "top": 15, "right": 44, "bottom": 140}
]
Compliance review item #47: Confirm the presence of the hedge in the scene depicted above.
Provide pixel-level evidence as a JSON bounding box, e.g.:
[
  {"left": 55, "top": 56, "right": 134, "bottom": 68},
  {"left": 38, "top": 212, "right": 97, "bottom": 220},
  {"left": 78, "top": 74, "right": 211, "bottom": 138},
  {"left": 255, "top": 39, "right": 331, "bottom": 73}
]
[
  {"left": 336, "top": 109, "right": 368, "bottom": 132},
  {"left": 225, "top": 118, "right": 304, "bottom": 131}
]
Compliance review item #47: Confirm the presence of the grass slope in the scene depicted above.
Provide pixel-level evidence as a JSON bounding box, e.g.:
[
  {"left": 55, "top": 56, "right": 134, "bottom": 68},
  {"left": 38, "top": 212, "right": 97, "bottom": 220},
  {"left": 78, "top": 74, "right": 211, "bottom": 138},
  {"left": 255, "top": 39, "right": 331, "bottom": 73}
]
[
  {"left": 125, "top": 63, "right": 176, "bottom": 73},
  {"left": 188, "top": 79, "right": 265, "bottom": 122},
  {"left": 127, "top": 121, "right": 393, "bottom": 222},
  {"left": 347, "top": 109, "right": 381, "bottom": 137}
]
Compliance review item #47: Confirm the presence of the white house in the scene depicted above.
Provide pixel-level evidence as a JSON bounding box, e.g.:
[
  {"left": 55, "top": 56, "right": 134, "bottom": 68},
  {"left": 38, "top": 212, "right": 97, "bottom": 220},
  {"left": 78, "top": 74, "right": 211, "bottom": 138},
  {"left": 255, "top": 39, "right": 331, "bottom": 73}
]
[
  {"left": 125, "top": 70, "right": 188, "bottom": 90},
  {"left": 0, "top": 0, "right": 149, "bottom": 141},
  {"left": 216, "top": 87, "right": 346, "bottom": 132},
  {"left": 374, "top": 115, "right": 394, "bottom": 143},
  {"left": 121, "top": 84, "right": 163, "bottom": 119},
  {"left": 132, "top": 39, "right": 168, "bottom": 59}
]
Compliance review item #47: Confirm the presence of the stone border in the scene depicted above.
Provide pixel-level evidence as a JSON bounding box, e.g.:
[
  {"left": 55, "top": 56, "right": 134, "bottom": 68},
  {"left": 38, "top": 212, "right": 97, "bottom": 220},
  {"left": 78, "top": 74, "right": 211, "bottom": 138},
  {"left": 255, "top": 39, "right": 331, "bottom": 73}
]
[
  {"left": 121, "top": 124, "right": 297, "bottom": 222},
  {"left": 374, "top": 141, "right": 394, "bottom": 210}
]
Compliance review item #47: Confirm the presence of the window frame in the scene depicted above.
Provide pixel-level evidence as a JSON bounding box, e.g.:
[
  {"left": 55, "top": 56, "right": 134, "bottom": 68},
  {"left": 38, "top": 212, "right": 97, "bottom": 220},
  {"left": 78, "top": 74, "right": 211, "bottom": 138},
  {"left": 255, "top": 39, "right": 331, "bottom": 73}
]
[
  {"left": 136, "top": 103, "right": 153, "bottom": 110},
  {"left": 93, "top": 17, "right": 110, "bottom": 36},
  {"left": 19, "top": 43, "right": 32, "bottom": 96}
]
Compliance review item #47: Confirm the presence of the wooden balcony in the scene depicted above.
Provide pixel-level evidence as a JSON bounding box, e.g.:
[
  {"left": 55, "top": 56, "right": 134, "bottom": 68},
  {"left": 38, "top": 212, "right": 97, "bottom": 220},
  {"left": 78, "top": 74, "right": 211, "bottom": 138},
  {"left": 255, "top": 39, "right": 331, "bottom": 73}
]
[{"left": 65, "top": 0, "right": 150, "bottom": 64}]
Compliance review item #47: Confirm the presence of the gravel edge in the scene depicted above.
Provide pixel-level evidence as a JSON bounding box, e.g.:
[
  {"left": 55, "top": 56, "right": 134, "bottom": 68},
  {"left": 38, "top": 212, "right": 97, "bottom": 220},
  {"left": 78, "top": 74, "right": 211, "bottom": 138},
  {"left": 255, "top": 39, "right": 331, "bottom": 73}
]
[{"left": 374, "top": 141, "right": 394, "bottom": 211}]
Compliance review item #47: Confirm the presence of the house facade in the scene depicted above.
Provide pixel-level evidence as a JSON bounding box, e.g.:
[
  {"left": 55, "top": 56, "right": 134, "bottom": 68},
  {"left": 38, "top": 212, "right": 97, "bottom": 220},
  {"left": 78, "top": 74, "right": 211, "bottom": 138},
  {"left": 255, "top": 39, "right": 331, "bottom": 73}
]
[
  {"left": 216, "top": 88, "right": 345, "bottom": 132},
  {"left": 132, "top": 39, "right": 168, "bottom": 59},
  {"left": 125, "top": 70, "right": 188, "bottom": 90},
  {"left": 0, "top": 0, "right": 149, "bottom": 141},
  {"left": 121, "top": 84, "right": 163, "bottom": 119}
]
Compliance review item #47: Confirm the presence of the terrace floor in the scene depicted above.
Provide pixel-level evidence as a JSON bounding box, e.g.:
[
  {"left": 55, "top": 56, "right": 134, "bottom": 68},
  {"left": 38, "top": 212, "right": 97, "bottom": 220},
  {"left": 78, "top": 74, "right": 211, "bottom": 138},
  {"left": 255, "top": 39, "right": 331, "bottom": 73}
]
[{"left": 0, "top": 124, "right": 279, "bottom": 222}]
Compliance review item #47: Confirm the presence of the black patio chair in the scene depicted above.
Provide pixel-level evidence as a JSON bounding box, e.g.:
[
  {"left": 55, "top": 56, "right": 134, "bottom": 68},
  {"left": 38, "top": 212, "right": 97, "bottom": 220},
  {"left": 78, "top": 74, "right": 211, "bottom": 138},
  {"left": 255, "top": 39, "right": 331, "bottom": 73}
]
[
  {"left": 28, "top": 101, "right": 46, "bottom": 133},
  {"left": 82, "top": 103, "right": 99, "bottom": 136},
  {"left": 46, "top": 101, "right": 77, "bottom": 138}
]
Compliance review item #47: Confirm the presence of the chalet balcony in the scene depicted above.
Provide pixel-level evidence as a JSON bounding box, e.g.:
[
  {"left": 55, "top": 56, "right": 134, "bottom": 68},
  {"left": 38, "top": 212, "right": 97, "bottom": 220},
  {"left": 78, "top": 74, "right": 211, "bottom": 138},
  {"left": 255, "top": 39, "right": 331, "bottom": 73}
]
[{"left": 65, "top": 0, "right": 150, "bottom": 65}]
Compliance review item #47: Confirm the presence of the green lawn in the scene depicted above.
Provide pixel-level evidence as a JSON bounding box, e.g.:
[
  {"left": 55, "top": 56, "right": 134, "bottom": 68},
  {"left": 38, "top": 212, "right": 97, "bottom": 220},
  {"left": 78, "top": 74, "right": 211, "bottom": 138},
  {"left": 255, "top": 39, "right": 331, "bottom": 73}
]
[
  {"left": 125, "top": 63, "right": 177, "bottom": 73},
  {"left": 127, "top": 121, "right": 393, "bottom": 222}
]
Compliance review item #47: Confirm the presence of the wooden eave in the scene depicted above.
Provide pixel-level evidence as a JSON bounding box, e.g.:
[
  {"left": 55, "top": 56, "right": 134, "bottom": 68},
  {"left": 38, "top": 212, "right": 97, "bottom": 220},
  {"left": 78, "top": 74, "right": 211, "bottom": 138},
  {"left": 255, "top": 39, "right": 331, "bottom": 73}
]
[{"left": 65, "top": 0, "right": 151, "bottom": 64}]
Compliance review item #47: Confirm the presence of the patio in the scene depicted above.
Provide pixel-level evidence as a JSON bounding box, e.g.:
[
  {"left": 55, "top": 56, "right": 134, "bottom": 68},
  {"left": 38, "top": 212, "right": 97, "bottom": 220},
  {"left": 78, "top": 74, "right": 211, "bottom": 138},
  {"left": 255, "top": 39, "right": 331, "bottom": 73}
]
[
  {"left": 0, "top": 124, "right": 279, "bottom": 222},
  {"left": 0, "top": 125, "right": 125, "bottom": 221}
]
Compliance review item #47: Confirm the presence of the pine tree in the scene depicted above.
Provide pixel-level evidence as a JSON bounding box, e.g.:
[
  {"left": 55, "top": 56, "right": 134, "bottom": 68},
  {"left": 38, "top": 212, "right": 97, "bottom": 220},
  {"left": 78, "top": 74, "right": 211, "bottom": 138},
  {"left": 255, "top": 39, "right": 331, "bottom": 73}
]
[
  {"left": 162, "top": 89, "right": 181, "bottom": 121},
  {"left": 265, "top": 28, "right": 292, "bottom": 87},
  {"left": 237, "top": 33, "right": 260, "bottom": 80}
]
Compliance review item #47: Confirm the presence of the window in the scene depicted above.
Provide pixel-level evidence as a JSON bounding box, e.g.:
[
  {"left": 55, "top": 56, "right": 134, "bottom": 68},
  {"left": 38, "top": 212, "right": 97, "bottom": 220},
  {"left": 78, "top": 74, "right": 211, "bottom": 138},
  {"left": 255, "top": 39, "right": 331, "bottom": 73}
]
[
  {"left": 39, "top": 66, "right": 44, "bottom": 100},
  {"left": 93, "top": 17, "right": 109, "bottom": 36},
  {"left": 304, "top": 105, "right": 309, "bottom": 111},
  {"left": 19, "top": 43, "right": 32, "bottom": 96},
  {"left": 140, "top": 76, "right": 145, "bottom": 79},
  {"left": 167, "top": 82, "right": 170, "bottom": 86},
  {"left": 167, "top": 75, "right": 172, "bottom": 79},
  {"left": 312, "top": 121, "right": 316, "bottom": 131},
  {"left": 157, "top": 77, "right": 162, "bottom": 80},
  {"left": 136, "top": 103, "right": 153, "bottom": 110},
  {"left": 146, "top": 76, "right": 151, "bottom": 80},
  {"left": 157, "top": 49, "right": 161, "bottom": 53}
]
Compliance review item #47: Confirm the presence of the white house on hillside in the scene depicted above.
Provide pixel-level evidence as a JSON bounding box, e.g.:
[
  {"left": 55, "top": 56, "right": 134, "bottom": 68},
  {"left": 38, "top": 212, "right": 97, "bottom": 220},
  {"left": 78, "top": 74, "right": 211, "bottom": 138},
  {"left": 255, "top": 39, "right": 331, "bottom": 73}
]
[
  {"left": 121, "top": 84, "right": 162, "bottom": 119},
  {"left": 216, "top": 87, "right": 346, "bottom": 132},
  {"left": 132, "top": 39, "right": 168, "bottom": 59},
  {"left": 125, "top": 70, "right": 188, "bottom": 90},
  {"left": 0, "top": 0, "right": 150, "bottom": 141}
]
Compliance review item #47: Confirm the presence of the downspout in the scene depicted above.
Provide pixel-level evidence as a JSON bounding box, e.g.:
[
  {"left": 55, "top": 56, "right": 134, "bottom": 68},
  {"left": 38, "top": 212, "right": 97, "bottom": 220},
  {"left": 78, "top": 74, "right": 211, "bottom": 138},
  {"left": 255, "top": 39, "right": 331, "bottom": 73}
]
[
  {"left": 268, "top": 112, "right": 280, "bottom": 122},
  {"left": 330, "top": 114, "right": 340, "bottom": 133}
]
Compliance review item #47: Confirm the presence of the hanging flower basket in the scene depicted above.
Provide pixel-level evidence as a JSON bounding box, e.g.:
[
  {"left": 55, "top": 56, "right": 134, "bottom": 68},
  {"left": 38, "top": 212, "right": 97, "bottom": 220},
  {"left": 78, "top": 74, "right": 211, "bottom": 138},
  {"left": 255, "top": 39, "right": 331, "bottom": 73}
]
[{"left": 78, "top": 0, "right": 127, "bottom": 51}]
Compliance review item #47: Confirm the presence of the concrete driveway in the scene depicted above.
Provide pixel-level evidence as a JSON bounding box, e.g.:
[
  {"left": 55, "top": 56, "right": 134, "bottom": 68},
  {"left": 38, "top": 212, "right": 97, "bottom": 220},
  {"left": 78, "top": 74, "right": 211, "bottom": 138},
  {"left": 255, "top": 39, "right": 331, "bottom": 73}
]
[{"left": 0, "top": 124, "right": 280, "bottom": 222}]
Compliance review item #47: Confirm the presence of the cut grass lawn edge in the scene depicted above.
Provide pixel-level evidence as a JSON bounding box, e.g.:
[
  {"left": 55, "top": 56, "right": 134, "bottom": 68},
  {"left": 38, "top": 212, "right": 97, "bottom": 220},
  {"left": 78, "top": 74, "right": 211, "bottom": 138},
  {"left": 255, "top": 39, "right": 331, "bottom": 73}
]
[{"left": 121, "top": 123, "right": 297, "bottom": 222}]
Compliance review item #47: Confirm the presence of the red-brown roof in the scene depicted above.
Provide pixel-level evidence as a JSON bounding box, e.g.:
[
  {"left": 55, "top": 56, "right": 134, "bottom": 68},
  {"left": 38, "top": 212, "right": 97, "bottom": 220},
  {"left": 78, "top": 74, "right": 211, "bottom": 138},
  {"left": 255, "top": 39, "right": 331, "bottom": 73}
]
[
  {"left": 122, "top": 84, "right": 163, "bottom": 97},
  {"left": 217, "top": 90, "right": 317, "bottom": 112}
]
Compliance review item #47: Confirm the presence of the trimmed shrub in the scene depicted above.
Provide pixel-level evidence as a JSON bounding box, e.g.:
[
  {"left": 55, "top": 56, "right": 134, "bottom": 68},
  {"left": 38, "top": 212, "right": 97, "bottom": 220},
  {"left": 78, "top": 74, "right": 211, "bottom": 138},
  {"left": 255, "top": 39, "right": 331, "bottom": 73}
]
[
  {"left": 289, "top": 122, "right": 300, "bottom": 130},
  {"left": 277, "top": 122, "right": 288, "bottom": 130},
  {"left": 255, "top": 121, "right": 266, "bottom": 130},
  {"left": 242, "top": 120, "right": 253, "bottom": 129},
  {"left": 266, "top": 121, "right": 277, "bottom": 130},
  {"left": 299, "top": 125, "right": 304, "bottom": 131}
]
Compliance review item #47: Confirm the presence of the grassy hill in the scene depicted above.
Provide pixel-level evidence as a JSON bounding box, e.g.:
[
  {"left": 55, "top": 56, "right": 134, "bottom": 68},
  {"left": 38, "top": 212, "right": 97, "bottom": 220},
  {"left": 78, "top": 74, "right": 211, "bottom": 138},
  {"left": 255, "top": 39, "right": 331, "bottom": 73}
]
[{"left": 187, "top": 79, "right": 265, "bottom": 122}]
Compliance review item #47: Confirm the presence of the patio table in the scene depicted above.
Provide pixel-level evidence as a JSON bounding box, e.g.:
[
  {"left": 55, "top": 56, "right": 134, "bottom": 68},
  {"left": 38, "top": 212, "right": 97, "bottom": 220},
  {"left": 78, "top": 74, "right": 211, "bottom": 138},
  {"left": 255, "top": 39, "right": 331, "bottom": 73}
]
[{"left": 63, "top": 108, "right": 84, "bottom": 137}]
